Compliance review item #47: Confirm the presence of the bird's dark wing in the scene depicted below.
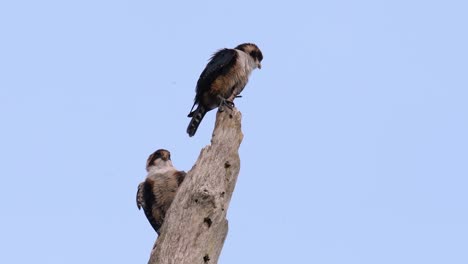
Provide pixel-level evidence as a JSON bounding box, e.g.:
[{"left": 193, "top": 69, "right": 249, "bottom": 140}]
[
  {"left": 193, "top": 48, "right": 238, "bottom": 104},
  {"left": 136, "top": 179, "right": 162, "bottom": 234},
  {"left": 136, "top": 182, "right": 144, "bottom": 209},
  {"left": 174, "top": 171, "right": 186, "bottom": 186}
]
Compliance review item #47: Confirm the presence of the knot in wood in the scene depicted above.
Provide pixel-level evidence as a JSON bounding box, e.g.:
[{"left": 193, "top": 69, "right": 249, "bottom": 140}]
[{"left": 192, "top": 189, "right": 217, "bottom": 208}]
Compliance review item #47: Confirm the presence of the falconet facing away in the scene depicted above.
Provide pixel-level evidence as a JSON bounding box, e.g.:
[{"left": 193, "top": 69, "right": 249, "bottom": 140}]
[
  {"left": 187, "top": 43, "right": 263, "bottom": 137},
  {"left": 136, "top": 149, "right": 186, "bottom": 235}
]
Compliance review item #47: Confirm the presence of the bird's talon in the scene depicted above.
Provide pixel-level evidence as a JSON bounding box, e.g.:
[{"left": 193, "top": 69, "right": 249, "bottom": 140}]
[{"left": 224, "top": 100, "right": 235, "bottom": 109}]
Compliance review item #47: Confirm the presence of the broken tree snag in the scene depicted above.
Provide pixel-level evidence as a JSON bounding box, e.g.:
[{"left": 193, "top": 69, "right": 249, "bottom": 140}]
[{"left": 148, "top": 107, "right": 244, "bottom": 264}]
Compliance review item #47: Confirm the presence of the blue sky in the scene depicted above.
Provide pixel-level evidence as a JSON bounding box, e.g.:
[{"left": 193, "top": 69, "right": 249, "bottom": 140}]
[{"left": 1, "top": 1, "right": 467, "bottom": 263}]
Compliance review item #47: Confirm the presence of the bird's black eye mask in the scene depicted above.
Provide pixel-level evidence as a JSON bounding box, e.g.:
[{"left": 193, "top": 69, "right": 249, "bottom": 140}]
[{"left": 250, "top": 50, "right": 263, "bottom": 61}]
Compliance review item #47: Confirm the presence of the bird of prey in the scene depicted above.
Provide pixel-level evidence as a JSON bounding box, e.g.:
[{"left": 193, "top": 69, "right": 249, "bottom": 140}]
[
  {"left": 187, "top": 43, "right": 263, "bottom": 137},
  {"left": 136, "top": 149, "right": 186, "bottom": 235}
]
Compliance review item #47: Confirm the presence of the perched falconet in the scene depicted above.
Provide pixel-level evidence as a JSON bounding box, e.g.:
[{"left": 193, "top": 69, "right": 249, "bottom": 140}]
[
  {"left": 187, "top": 43, "right": 263, "bottom": 137},
  {"left": 136, "top": 149, "right": 186, "bottom": 234}
]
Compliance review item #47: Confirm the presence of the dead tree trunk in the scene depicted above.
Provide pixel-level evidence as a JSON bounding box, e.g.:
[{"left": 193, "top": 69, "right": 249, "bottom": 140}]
[{"left": 148, "top": 108, "right": 244, "bottom": 264}]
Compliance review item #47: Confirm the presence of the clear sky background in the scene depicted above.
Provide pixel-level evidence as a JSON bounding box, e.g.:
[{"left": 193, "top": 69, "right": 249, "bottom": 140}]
[{"left": 1, "top": 1, "right": 467, "bottom": 263}]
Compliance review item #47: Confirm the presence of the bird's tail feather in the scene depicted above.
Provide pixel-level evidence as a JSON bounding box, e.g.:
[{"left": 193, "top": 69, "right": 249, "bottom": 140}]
[{"left": 187, "top": 106, "right": 207, "bottom": 137}]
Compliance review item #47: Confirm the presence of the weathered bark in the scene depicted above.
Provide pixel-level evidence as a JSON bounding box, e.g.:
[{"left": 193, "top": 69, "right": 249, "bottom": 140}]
[{"left": 148, "top": 108, "right": 244, "bottom": 264}]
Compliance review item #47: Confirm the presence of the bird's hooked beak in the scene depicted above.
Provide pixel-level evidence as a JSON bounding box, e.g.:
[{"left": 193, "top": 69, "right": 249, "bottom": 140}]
[{"left": 258, "top": 62, "right": 262, "bottom": 69}]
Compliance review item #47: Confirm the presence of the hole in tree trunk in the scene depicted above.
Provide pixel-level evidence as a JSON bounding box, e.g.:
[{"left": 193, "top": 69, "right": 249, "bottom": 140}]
[{"left": 204, "top": 217, "right": 212, "bottom": 228}]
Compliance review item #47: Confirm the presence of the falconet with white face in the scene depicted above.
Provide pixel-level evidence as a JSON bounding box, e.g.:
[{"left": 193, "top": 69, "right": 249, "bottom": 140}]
[
  {"left": 187, "top": 43, "right": 263, "bottom": 137},
  {"left": 136, "top": 149, "right": 186, "bottom": 235}
]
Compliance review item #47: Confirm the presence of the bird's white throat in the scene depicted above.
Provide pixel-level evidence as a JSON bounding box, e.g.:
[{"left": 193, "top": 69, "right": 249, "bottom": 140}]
[
  {"left": 237, "top": 49, "right": 258, "bottom": 71},
  {"left": 147, "top": 160, "right": 175, "bottom": 174}
]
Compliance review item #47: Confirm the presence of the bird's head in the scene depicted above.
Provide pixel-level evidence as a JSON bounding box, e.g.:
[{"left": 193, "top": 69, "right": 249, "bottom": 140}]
[
  {"left": 146, "top": 149, "right": 172, "bottom": 170},
  {"left": 235, "top": 43, "right": 263, "bottom": 69}
]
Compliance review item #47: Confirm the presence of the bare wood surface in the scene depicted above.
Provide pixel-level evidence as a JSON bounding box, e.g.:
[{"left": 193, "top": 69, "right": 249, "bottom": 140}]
[{"left": 148, "top": 108, "right": 244, "bottom": 264}]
